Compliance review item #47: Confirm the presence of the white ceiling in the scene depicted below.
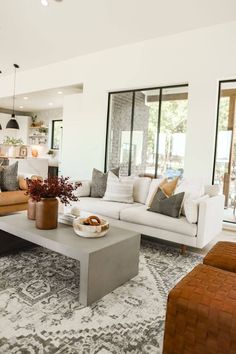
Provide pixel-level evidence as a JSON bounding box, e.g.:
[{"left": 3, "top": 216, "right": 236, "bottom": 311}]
[
  {"left": 1, "top": 0, "right": 236, "bottom": 74},
  {"left": 0, "top": 85, "right": 82, "bottom": 112}
]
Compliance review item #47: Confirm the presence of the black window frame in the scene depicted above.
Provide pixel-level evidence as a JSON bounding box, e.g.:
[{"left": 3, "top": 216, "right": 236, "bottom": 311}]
[
  {"left": 51, "top": 119, "right": 63, "bottom": 150},
  {"left": 104, "top": 83, "right": 189, "bottom": 177},
  {"left": 212, "top": 79, "right": 236, "bottom": 224}
]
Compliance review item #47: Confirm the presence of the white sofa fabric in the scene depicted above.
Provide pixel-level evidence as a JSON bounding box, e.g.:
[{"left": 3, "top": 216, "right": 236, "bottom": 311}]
[
  {"left": 120, "top": 205, "right": 197, "bottom": 237},
  {"left": 78, "top": 197, "right": 141, "bottom": 220},
  {"left": 72, "top": 177, "right": 224, "bottom": 249}
]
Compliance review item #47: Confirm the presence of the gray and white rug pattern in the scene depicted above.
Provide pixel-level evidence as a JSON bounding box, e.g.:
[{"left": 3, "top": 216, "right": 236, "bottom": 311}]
[{"left": 0, "top": 241, "right": 202, "bottom": 353}]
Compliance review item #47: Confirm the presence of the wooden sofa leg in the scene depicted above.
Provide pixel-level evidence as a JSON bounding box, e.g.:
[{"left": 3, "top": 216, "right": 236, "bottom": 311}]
[{"left": 181, "top": 244, "right": 187, "bottom": 255}]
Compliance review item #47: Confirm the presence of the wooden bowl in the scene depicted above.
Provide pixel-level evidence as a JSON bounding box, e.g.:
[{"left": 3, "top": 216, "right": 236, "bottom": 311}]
[{"left": 73, "top": 217, "right": 109, "bottom": 238}]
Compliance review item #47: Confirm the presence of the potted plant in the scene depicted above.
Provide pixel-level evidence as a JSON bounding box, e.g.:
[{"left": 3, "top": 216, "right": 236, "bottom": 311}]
[
  {"left": 26, "top": 176, "right": 81, "bottom": 230},
  {"left": 31, "top": 115, "right": 37, "bottom": 127}
]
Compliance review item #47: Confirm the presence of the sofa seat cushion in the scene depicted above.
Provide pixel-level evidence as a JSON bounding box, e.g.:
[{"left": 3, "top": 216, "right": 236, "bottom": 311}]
[
  {"left": 120, "top": 205, "right": 197, "bottom": 237},
  {"left": 0, "top": 190, "right": 29, "bottom": 206},
  {"left": 78, "top": 197, "right": 141, "bottom": 220}
]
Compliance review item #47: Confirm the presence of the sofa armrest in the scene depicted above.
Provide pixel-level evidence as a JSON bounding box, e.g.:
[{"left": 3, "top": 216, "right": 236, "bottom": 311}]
[
  {"left": 196, "top": 195, "right": 224, "bottom": 248},
  {"left": 73, "top": 180, "right": 91, "bottom": 197}
]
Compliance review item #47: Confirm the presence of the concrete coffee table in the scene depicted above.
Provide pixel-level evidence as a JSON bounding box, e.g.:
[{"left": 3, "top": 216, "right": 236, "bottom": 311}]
[{"left": 0, "top": 213, "right": 140, "bottom": 306}]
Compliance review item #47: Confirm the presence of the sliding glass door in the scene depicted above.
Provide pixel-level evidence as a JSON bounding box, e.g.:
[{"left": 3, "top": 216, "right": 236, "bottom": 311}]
[
  {"left": 105, "top": 84, "right": 188, "bottom": 178},
  {"left": 213, "top": 80, "right": 236, "bottom": 223}
]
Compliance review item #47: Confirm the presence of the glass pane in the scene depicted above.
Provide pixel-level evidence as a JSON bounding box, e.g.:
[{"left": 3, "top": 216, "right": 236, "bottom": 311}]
[
  {"left": 157, "top": 86, "right": 188, "bottom": 178},
  {"left": 106, "top": 92, "right": 133, "bottom": 176},
  {"left": 52, "top": 120, "right": 63, "bottom": 150},
  {"left": 131, "top": 89, "right": 160, "bottom": 176},
  {"left": 214, "top": 81, "right": 236, "bottom": 223}
]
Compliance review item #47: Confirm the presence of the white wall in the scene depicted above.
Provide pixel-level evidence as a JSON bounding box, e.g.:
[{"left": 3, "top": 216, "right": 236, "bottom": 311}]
[
  {"left": 35, "top": 107, "right": 63, "bottom": 148},
  {"left": 1, "top": 21, "right": 236, "bottom": 181}
]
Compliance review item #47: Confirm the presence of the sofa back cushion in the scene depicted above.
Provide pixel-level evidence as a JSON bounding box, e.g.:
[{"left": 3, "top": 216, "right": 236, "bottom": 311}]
[
  {"left": 103, "top": 171, "right": 134, "bottom": 203},
  {"left": 91, "top": 167, "right": 119, "bottom": 198},
  {"left": 175, "top": 179, "right": 205, "bottom": 217},
  {"left": 133, "top": 177, "right": 151, "bottom": 204},
  {"left": 145, "top": 178, "right": 167, "bottom": 207}
]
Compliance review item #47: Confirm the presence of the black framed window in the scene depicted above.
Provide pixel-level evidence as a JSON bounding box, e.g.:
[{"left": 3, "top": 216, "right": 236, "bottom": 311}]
[
  {"left": 51, "top": 120, "right": 63, "bottom": 150},
  {"left": 213, "top": 79, "right": 236, "bottom": 223},
  {"left": 105, "top": 84, "right": 188, "bottom": 177}
]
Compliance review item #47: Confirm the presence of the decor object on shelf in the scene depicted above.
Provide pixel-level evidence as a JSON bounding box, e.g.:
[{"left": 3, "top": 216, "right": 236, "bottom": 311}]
[
  {"left": 31, "top": 149, "right": 38, "bottom": 158},
  {"left": 31, "top": 115, "right": 38, "bottom": 127},
  {"left": 73, "top": 215, "right": 109, "bottom": 238},
  {"left": 6, "top": 64, "right": 20, "bottom": 130},
  {"left": 47, "top": 149, "right": 55, "bottom": 156},
  {"left": 3, "top": 136, "right": 23, "bottom": 145},
  {"left": 26, "top": 176, "right": 81, "bottom": 229},
  {"left": 29, "top": 122, "right": 48, "bottom": 145},
  {"left": 19, "top": 145, "right": 28, "bottom": 158},
  {"left": 38, "top": 126, "right": 48, "bottom": 134}
]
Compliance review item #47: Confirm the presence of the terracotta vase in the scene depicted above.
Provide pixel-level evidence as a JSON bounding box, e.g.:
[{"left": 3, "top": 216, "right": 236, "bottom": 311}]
[
  {"left": 27, "top": 198, "right": 36, "bottom": 220},
  {"left": 35, "top": 198, "right": 58, "bottom": 230}
]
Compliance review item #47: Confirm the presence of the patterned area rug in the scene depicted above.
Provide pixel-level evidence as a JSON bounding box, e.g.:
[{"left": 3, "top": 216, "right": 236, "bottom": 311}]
[{"left": 0, "top": 241, "right": 202, "bottom": 354}]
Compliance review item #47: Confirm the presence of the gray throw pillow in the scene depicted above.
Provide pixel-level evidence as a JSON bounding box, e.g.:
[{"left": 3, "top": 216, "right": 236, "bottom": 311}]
[
  {"left": 148, "top": 188, "right": 184, "bottom": 218},
  {"left": 90, "top": 167, "right": 120, "bottom": 198},
  {"left": 0, "top": 161, "right": 19, "bottom": 191}
]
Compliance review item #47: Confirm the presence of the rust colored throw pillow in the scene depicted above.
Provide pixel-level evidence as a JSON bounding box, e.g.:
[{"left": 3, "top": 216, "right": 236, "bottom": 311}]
[
  {"left": 18, "top": 175, "right": 43, "bottom": 190},
  {"left": 160, "top": 177, "right": 179, "bottom": 197},
  {"left": 18, "top": 176, "right": 28, "bottom": 190}
]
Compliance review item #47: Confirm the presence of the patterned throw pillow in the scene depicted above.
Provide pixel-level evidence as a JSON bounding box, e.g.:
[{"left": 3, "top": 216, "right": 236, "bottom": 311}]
[
  {"left": 148, "top": 188, "right": 184, "bottom": 218},
  {"left": 0, "top": 162, "right": 19, "bottom": 191},
  {"left": 103, "top": 171, "right": 134, "bottom": 203},
  {"left": 91, "top": 167, "right": 120, "bottom": 198}
]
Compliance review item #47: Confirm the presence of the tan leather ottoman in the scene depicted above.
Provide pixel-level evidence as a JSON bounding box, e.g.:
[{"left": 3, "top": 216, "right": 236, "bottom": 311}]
[
  {"left": 163, "top": 264, "right": 236, "bottom": 354},
  {"left": 203, "top": 241, "right": 236, "bottom": 273}
]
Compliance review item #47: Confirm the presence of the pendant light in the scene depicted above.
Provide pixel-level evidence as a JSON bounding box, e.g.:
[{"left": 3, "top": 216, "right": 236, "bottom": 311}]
[{"left": 6, "top": 64, "right": 20, "bottom": 129}]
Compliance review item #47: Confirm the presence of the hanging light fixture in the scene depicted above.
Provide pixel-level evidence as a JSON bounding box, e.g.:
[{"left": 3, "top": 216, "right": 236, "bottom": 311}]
[{"left": 6, "top": 64, "right": 20, "bottom": 129}]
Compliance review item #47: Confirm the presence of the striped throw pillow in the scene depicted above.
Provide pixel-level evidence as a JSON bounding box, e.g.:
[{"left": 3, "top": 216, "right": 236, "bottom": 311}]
[{"left": 103, "top": 171, "right": 134, "bottom": 203}]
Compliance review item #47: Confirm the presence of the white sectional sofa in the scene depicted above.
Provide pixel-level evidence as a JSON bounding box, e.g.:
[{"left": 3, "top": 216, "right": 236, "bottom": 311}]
[{"left": 68, "top": 178, "right": 224, "bottom": 249}]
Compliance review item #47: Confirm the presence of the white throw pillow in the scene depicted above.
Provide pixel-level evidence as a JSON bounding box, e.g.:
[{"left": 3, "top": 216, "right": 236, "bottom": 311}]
[
  {"left": 204, "top": 185, "right": 220, "bottom": 197},
  {"left": 175, "top": 179, "right": 205, "bottom": 216},
  {"left": 73, "top": 180, "right": 91, "bottom": 197},
  {"left": 145, "top": 178, "right": 165, "bottom": 207},
  {"left": 184, "top": 194, "right": 209, "bottom": 224},
  {"left": 175, "top": 179, "right": 205, "bottom": 197},
  {"left": 103, "top": 171, "right": 134, "bottom": 203},
  {"left": 133, "top": 177, "right": 151, "bottom": 204}
]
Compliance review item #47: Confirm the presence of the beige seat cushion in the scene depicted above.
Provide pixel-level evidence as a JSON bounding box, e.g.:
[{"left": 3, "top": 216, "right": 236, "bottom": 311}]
[
  {"left": 120, "top": 205, "right": 197, "bottom": 237},
  {"left": 0, "top": 190, "right": 29, "bottom": 206},
  {"left": 78, "top": 197, "right": 141, "bottom": 220}
]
